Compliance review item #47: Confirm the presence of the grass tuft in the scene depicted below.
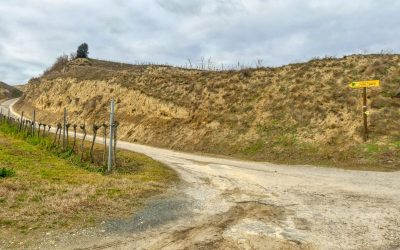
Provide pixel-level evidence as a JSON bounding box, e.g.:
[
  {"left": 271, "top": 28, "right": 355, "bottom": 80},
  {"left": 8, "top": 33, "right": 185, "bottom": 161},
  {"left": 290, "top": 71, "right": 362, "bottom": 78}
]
[{"left": 0, "top": 167, "right": 15, "bottom": 178}]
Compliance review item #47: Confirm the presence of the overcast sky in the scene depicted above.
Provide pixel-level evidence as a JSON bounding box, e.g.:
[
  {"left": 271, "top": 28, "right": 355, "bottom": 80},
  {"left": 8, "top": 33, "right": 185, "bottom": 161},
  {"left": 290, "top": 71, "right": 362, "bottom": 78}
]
[{"left": 0, "top": 0, "right": 399, "bottom": 84}]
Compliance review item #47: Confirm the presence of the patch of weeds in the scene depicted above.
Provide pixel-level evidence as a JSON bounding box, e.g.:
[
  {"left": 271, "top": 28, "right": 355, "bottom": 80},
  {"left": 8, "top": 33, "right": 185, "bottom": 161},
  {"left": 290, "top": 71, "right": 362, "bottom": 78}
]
[
  {"left": 0, "top": 167, "right": 15, "bottom": 178},
  {"left": 242, "top": 139, "right": 265, "bottom": 156},
  {"left": 0, "top": 219, "right": 13, "bottom": 226},
  {"left": 392, "top": 141, "right": 400, "bottom": 148},
  {"left": 365, "top": 143, "right": 380, "bottom": 154},
  {"left": 276, "top": 134, "right": 297, "bottom": 147},
  {"left": 105, "top": 188, "right": 123, "bottom": 197},
  {"left": 30, "top": 195, "right": 43, "bottom": 203}
]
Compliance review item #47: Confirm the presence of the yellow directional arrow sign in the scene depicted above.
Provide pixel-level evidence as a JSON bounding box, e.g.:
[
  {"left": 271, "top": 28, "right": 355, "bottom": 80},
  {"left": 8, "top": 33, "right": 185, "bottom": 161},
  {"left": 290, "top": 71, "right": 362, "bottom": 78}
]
[{"left": 349, "top": 80, "right": 380, "bottom": 88}]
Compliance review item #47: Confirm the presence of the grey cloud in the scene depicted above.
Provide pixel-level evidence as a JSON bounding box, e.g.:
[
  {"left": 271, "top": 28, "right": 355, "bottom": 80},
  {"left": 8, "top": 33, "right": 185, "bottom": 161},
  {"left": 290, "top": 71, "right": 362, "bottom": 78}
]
[{"left": 0, "top": 0, "right": 399, "bottom": 84}]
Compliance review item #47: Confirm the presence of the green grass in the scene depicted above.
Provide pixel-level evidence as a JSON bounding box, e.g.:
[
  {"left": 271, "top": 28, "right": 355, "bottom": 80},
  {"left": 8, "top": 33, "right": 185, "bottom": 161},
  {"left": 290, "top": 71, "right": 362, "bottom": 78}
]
[
  {"left": 227, "top": 120, "right": 400, "bottom": 171},
  {"left": 0, "top": 121, "right": 178, "bottom": 248},
  {"left": 0, "top": 167, "right": 15, "bottom": 178}
]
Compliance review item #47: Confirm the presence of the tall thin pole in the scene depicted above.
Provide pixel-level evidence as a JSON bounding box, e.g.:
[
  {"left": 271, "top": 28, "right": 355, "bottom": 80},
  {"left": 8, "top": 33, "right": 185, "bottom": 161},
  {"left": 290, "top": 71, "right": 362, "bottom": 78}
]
[
  {"left": 19, "top": 111, "right": 24, "bottom": 131},
  {"left": 63, "top": 108, "right": 66, "bottom": 149},
  {"left": 32, "top": 110, "right": 36, "bottom": 135},
  {"left": 362, "top": 87, "right": 368, "bottom": 142},
  {"left": 107, "top": 98, "right": 115, "bottom": 172}
]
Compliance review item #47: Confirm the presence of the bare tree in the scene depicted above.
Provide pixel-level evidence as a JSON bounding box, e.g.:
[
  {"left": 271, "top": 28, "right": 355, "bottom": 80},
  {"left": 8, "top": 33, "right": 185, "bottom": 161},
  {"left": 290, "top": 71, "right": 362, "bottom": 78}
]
[
  {"left": 80, "top": 124, "right": 86, "bottom": 160},
  {"left": 90, "top": 124, "right": 100, "bottom": 163},
  {"left": 256, "top": 59, "right": 263, "bottom": 68},
  {"left": 207, "top": 57, "right": 213, "bottom": 70}
]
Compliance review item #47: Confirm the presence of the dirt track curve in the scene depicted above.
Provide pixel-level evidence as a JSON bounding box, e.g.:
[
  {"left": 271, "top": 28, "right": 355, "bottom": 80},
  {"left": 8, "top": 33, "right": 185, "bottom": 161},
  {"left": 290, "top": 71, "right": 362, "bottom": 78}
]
[{"left": 2, "top": 98, "right": 400, "bottom": 250}]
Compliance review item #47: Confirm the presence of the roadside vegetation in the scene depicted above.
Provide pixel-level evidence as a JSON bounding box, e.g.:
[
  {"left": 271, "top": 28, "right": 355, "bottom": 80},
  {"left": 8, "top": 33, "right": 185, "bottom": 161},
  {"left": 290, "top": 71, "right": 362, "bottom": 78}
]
[
  {"left": 0, "top": 81, "right": 22, "bottom": 100},
  {"left": 0, "top": 121, "right": 177, "bottom": 248},
  {"left": 17, "top": 53, "right": 400, "bottom": 171}
]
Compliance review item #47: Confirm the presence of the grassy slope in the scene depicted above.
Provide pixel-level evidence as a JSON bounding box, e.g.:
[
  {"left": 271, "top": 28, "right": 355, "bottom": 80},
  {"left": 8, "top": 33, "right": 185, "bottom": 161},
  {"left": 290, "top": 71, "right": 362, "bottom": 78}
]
[
  {"left": 0, "top": 124, "right": 177, "bottom": 248},
  {"left": 17, "top": 54, "right": 400, "bottom": 171}
]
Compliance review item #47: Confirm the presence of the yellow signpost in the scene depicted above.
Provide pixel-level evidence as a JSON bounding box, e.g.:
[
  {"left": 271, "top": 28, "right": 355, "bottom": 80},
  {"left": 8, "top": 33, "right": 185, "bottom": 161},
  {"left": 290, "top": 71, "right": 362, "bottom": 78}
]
[
  {"left": 349, "top": 80, "right": 380, "bottom": 141},
  {"left": 349, "top": 80, "right": 380, "bottom": 89}
]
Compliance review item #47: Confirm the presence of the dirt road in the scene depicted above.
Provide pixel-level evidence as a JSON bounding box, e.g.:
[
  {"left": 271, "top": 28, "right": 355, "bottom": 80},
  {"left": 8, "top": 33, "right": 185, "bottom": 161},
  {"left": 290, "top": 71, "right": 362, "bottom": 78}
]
[{"left": 2, "top": 99, "right": 400, "bottom": 249}]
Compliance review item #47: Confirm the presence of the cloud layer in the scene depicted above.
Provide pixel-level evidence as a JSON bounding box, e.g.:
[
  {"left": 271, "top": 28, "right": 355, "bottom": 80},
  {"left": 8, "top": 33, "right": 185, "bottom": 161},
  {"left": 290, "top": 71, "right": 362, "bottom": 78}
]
[{"left": 0, "top": 0, "right": 399, "bottom": 84}]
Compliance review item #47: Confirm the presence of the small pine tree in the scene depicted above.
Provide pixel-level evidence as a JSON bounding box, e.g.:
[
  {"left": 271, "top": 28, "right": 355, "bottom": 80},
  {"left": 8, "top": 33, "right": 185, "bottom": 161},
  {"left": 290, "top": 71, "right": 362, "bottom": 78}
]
[{"left": 76, "top": 43, "right": 89, "bottom": 58}]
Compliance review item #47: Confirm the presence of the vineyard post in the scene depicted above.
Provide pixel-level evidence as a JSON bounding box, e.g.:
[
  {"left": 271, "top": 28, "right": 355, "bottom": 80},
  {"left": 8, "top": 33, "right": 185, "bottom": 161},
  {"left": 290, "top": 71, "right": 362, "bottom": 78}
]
[
  {"left": 19, "top": 111, "right": 24, "bottom": 131},
  {"left": 107, "top": 98, "right": 115, "bottom": 172},
  {"left": 32, "top": 110, "right": 36, "bottom": 135},
  {"left": 63, "top": 108, "right": 67, "bottom": 149}
]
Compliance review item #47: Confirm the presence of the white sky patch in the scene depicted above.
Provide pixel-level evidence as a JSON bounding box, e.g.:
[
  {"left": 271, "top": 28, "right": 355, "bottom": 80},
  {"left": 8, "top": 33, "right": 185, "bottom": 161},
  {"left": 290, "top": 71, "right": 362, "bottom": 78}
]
[{"left": 0, "top": 0, "right": 399, "bottom": 84}]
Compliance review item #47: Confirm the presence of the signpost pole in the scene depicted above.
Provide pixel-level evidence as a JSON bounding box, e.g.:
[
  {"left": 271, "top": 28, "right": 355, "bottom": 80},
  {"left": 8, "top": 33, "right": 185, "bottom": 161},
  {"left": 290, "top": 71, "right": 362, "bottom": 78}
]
[
  {"left": 349, "top": 80, "right": 379, "bottom": 141},
  {"left": 63, "top": 108, "right": 66, "bottom": 149},
  {"left": 32, "top": 110, "right": 36, "bottom": 135},
  {"left": 362, "top": 87, "right": 368, "bottom": 142},
  {"left": 107, "top": 98, "right": 115, "bottom": 173}
]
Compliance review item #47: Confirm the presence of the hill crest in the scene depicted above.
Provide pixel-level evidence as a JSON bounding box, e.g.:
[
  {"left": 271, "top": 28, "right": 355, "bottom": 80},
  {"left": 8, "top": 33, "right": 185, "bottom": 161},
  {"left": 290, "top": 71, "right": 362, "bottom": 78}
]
[{"left": 16, "top": 54, "right": 400, "bottom": 170}]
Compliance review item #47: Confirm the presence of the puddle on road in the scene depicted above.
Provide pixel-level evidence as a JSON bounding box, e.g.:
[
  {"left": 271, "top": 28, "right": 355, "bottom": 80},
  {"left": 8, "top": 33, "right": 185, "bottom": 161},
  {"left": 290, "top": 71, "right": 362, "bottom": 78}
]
[{"left": 105, "top": 194, "right": 193, "bottom": 233}]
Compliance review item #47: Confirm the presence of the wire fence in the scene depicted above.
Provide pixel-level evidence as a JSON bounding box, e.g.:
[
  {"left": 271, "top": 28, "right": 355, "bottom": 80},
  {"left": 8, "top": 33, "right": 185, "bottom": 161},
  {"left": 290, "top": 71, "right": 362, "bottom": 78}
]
[{"left": 0, "top": 104, "right": 119, "bottom": 172}]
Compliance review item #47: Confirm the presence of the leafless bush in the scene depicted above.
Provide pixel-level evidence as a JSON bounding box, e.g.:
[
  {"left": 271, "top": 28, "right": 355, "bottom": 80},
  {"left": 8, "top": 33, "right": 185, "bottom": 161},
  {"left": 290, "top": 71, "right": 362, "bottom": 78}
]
[{"left": 42, "top": 54, "right": 69, "bottom": 77}]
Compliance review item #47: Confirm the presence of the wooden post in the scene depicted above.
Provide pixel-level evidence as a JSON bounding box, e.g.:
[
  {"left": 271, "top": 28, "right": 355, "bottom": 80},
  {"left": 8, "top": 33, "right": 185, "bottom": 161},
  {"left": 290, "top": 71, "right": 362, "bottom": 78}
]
[
  {"left": 57, "top": 123, "right": 62, "bottom": 146},
  {"left": 19, "top": 111, "right": 24, "bottom": 131},
  {"left": 107, "top": 98, "right": 115, "bottom": 172},
  {"left": 66, "top": 124, "right": 70, "bottom": 148},
  {"left": 80, "top": 124, "right": 87, "bottom": 160},
  {"left": 90, "top": 125, "right": 100, "bottom": 163},
  {"left": 362, "top": 87, "right": 368, "bottom": 142},
  {"left": 113, "top": 121, "right": 119, "bottom": 167},
  {"left": 72, "top": 124, "right": 77, "bottom": 151},
  {"left": 102, "top": 123, "right": 108, "bottom": 163},
  {"left": 32, "top": 110, "right": 36, "bottom": 135},
  {"left": 63, "top": 108, "right": 66, "bottom": 149},
  {"left": 41, "top": 124, "right": 46, "bottom": 137}
]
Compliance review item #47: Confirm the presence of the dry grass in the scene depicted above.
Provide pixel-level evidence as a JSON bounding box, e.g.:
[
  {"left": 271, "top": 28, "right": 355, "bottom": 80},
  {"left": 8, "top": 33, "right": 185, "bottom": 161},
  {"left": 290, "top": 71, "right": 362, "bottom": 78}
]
[
  {"left": 0, "top": 123, "right": 178, "bottom": 248},
  {"left": 17, "top": 54, "right": 400, "bottom": 170},
  {"left": 0, "top": 81, "right": 22, "bottom": 100}
]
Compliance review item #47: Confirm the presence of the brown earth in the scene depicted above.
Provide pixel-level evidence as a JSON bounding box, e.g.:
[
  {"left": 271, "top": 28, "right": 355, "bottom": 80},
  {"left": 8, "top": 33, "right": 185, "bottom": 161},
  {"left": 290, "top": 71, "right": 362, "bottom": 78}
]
[{"left": 15, "top": 54, "right": 400, "bottom": 170}]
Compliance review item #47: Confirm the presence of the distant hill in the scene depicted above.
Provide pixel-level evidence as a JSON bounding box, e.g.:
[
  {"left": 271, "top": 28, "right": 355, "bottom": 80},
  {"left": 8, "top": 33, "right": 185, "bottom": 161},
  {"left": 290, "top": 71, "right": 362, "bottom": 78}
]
[
  {"left": 0, "top": 81, "right": 22, "bottom": 100},
  {"left": 15, "top": 54, "right": 400, "bottom": 170},
  {"left": 14, "top": 84, "right": 27, "bottom": 92}
]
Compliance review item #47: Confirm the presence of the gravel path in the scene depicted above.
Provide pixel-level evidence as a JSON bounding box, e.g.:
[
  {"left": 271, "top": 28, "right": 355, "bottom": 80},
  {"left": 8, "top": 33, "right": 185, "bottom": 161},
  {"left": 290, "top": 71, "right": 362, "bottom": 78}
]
[{"left": 3, "top": 98, "right": 400, "bottom": 249}]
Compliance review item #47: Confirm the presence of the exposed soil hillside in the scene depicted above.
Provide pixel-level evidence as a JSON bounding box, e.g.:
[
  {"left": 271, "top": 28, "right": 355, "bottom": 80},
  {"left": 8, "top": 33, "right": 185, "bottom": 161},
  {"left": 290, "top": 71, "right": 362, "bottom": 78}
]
[
  {"left": 16, "top": 55, "right": 400, "bottom": 170},
  {"left": 0, "top": 81, "right": 22, "bottom": 100}
]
